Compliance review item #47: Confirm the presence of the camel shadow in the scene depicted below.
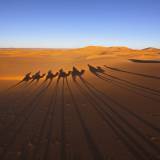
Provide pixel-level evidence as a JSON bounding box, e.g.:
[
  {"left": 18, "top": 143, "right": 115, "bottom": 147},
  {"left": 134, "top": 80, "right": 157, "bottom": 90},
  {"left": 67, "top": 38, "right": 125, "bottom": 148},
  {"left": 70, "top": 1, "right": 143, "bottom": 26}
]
[{"left": 71, "top": 66, "right": 85, "bottom": 81}]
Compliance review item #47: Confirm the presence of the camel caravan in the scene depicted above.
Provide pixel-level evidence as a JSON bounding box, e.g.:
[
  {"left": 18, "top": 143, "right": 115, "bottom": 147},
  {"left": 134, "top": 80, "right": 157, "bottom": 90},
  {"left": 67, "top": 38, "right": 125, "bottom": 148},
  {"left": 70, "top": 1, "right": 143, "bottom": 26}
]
[{"left": 21, "top": 66, "right": 85, "bottom": 83}]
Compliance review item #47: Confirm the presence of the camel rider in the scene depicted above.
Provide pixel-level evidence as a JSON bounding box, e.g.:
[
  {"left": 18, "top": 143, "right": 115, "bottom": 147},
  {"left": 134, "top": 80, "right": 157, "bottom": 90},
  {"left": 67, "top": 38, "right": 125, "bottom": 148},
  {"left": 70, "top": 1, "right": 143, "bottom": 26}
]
[
  {"left": 32, "top": 71, "right": 41, "bottom": 80},
  {"left": 22, "top": 72, "right": 32, "bottom": 81}
]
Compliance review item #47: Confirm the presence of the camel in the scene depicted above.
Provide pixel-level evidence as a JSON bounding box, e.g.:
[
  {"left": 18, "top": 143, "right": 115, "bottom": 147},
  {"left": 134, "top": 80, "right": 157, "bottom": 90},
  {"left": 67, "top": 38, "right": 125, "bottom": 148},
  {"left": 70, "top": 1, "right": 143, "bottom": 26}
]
[
  {"left": 36, "top": 73, "right": 46, "bottom": 81},
  {"left": 45, "top": 70, "right": 58, "bottom": 81},
  {"left": 72, "top": 66, "right": 85, "bottom": 81},
  {"left": 31, "top": 71, "right": 46, "bottom": 82},
  {"left": 58, "top": 69, "right": 71, "bottom": 81},
  {"left": 88, "top": 64, "right": 104, "bottom": 74},
  {"left": 22, "top": 72, "right": 32, "bottom": 82},
  {"left": 96, "top": 66, "right": 105, "bottom": 73}
]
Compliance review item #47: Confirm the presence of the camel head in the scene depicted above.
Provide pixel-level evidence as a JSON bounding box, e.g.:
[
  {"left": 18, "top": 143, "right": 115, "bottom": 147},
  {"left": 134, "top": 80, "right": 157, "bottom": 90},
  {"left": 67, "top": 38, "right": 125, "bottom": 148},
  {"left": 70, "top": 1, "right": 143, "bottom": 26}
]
[
  {"left": 41, "top": 73, "right": 46, "bottom": 77},
  {"left": 67, "top": 71, "right": 71, "bottom": 76}
]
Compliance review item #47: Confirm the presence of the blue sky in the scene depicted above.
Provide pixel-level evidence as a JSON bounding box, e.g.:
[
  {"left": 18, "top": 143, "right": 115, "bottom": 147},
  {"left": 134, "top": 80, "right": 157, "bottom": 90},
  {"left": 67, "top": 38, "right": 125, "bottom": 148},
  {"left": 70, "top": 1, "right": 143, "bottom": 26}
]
[{"left": 0, "top": 0, "right": 160, "bottom": 48}]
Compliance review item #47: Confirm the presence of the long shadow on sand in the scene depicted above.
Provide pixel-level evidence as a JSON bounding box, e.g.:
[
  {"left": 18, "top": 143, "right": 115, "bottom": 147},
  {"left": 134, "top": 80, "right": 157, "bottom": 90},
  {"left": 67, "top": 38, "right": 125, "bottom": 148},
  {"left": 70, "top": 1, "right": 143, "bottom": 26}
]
[
  {"left": 104, "top": 65, "right": 160, "bottom": 80},
  {"left": 94, "top": 73, "right": 160, "bottom": 103},
  {"left": 80, "top": 77, "right": 160, "bottom": 131},
  {"left": 0, "top": 78, "right": 56, "bottom": 159},
  {"left": 31, "top": 78, "right": 59, "bottom": 160},
  {"left": 88, "top": 65, "right": 160, "bottom": 101},
  {"left": 73, "top": 76, "right": 160, "bottom": 160},
  {"left": 35, "top": 70, "right": 68, "bottom": 160},
  {"left": 66, "top": 76, "right": 104, "bottom": 160}
]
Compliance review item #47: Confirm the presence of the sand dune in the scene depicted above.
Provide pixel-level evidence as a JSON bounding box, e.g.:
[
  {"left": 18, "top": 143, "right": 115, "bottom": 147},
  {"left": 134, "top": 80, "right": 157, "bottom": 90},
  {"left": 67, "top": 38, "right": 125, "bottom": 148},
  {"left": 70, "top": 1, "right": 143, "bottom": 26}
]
[
  {"left": 0, "top": 46, "right": 160, "bottom": 80},
  {"left": 0, "top": 47, "right": 160, "bottom": 160}
]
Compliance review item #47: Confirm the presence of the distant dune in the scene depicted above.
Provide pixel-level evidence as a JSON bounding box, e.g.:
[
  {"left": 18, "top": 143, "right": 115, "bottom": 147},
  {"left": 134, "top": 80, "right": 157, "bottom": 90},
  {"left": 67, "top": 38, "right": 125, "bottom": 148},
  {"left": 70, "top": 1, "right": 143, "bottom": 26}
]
[
  {"left": 0, "top": 46, "right": 160, "bottom": 79},
  {"left": 0, "top": 46, "right": 160, "bottom": 58},
  {"left": 142, "top": 47, "right": 160, "bottom": 51}
]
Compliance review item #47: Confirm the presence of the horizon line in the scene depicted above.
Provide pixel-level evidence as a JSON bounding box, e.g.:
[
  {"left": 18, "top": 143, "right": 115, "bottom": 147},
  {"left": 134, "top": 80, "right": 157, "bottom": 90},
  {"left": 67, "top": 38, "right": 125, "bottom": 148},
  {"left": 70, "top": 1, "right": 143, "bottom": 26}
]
[{"left": 0, "top": 45, "right": 159, "bottom": 50}]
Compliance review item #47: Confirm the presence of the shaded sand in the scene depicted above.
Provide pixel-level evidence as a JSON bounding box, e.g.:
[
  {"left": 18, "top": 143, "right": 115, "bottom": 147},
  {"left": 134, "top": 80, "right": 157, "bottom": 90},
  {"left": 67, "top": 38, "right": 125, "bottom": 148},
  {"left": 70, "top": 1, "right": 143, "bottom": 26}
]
[
  {"left": 129, "top": 59, "right": 160, "bottom": 63},
  {"left": 0, "top": 46, "right": 160, "bottom": 160}
]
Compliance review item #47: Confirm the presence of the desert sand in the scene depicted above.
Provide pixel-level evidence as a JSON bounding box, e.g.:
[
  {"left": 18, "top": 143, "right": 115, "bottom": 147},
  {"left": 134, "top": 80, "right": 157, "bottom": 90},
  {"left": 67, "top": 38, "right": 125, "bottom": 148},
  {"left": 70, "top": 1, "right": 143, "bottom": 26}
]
[{"left": 0, "top": 46, "right": 160, "bottom": 160}]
